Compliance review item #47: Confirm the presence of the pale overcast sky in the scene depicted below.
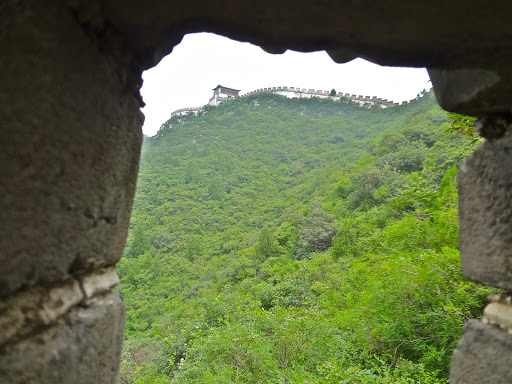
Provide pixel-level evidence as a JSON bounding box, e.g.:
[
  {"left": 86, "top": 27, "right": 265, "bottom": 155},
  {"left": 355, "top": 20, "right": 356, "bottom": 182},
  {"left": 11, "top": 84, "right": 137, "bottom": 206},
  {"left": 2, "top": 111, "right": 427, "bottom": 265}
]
[{"left": 141, "top": 33, "right": 432, "bottom": 136}]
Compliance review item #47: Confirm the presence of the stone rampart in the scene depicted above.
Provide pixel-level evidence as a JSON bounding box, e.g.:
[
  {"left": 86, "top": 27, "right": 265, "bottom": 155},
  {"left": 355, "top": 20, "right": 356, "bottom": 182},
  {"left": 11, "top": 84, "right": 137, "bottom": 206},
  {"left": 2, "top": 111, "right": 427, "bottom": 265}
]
[
  {"left": 239, "top": 85, "right": 399, "bottom": 107},
  {"left": 168, "top": 86, "right": 405, "bottom": 119},
  {"left": 3, "top": 2, "right": 511, "bottom": 383},
  {"left": 170, "top": 106, "right": 206, "bottom": 117}
]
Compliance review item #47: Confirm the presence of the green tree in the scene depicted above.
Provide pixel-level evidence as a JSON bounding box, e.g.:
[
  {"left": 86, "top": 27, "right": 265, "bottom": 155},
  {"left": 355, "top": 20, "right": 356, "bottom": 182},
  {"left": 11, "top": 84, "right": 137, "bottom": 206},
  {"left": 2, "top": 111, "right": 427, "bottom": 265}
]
[
  {"left": 331, "top": 219, "right": 359, "bottom": 260},
  {"left": 447, "top": 112, "right": 477, "bottom": 138},
  {"left": 184, "top": 161, "right": 202, "bottom": 184},
  {"left": 126, "top": 223, "right": 152, "bottom": 258},
  {"left": 295, "top": 201, "right": 338, "bottom": 259},
  {"left": 207, "top": 175, "right": 226, "bottom": 200},
  {"left": 185, "top": 236, "right": 203, "bottom": 261},
  {"left": 117, "top": 90, "right": 489, "bottom": 383},
  {"left": 254, "top": 226, "right": 280, "bottom": 261}
]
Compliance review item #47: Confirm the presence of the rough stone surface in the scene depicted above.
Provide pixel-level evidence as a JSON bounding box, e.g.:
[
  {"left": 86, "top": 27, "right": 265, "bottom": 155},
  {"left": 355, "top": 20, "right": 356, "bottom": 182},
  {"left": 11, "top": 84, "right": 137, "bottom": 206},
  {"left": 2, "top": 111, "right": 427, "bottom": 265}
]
[
  {"left": 459, "top": 136, "right": 512, "bottom": 290},
  {"left": 450, "top": 320, "right": 512, "bottom": 384},
  {"left": 484, "top": 302, "right": 512, "bottom": 334},
  {"left": 77, "top": 1, "right": 512, "bottom": 114},
  {"left": 0, "top": 280, "right": 83, "bottom": 347},
  {"left": 0, "top": 0, "right": 143, "bottom": 297},
  {"left": 0, "top": 291, "right": 125, "bottom": 384},
  {"left": 473, "top": 115, "right": 512, "bottom": 141},
  {"left": 428, "top": 68, "right": 509, "bottom": 115},
  {"left": 0, "top": 267, "right": 120, "bottom": 348},
  {"left": 1, "top": 0, "right": 511, "bottom": 299},
  {"left": 82, "top": 266, "right": 120, "bottom": 298},
  {"left": 1, "top": 1, "right": 512, "bottom": 383},
  {"left": 90, "top": 1, "right": 512, "bottom": 69}
]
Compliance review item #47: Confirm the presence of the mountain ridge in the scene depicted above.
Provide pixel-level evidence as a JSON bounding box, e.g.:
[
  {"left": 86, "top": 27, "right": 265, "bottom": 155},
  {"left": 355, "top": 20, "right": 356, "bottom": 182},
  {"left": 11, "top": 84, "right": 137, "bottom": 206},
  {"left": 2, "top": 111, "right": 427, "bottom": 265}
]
[
  {"left": 118, "top": 90, "right": 490, "bottom": 384},
  {"left": 168, "top": 85, "right": 412, "bottom": 121}
]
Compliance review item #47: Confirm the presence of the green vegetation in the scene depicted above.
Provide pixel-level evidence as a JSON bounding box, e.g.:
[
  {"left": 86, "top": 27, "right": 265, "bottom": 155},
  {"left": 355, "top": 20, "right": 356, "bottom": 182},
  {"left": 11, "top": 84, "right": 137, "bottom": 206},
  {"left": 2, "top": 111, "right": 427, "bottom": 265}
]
[{"left": 117, "top": 91, "right": 491, "bottom": 383}]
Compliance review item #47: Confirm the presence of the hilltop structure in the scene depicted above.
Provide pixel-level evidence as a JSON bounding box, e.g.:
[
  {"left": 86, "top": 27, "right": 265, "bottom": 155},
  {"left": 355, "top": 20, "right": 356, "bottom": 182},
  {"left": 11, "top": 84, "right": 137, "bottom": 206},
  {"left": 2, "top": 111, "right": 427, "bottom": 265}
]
[
  {"left": 171, "top": 85, "right": 402, "bottom": 118},
  {"left": 209, "top": 85, "right": 241, "bottom": 106}
]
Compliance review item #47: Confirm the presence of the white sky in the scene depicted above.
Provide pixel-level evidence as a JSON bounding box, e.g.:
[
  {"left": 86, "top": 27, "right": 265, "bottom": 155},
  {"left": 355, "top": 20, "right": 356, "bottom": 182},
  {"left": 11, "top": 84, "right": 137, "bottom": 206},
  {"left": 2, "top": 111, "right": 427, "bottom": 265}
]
[{"left": 141, "top": 33, "right": 432, "bottom": 136}]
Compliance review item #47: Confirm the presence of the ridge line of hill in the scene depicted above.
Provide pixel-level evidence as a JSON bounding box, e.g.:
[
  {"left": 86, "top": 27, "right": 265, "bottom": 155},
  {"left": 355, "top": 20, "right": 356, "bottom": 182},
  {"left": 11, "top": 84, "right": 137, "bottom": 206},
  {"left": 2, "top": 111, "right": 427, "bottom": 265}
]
[{"left": 169, "top": 85, "right": 429, "bottom": 119}]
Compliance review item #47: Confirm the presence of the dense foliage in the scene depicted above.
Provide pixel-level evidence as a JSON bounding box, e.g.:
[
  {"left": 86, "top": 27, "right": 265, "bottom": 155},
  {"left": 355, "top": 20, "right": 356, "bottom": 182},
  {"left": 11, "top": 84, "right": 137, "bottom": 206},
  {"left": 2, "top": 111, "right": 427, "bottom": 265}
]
[{"left": 117, "top": 91, "right": 492, "bottom": 383}]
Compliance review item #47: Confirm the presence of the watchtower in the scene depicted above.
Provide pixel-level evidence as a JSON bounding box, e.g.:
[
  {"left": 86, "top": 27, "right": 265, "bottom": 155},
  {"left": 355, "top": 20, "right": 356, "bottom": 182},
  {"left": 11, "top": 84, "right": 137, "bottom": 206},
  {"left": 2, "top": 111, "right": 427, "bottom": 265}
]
[{"left": 209, "top": 85, "right": 240, "bottom": 106}]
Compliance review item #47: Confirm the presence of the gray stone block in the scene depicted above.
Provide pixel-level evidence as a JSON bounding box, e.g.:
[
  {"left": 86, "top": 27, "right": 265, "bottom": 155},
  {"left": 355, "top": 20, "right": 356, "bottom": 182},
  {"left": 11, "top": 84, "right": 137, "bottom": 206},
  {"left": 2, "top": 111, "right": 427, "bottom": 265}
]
[
  {"left": 459, "top": 136, "right": 512, "bottom": 290},
  {"left": 428, "top": 68, "right": 506, "bottom": 115},
  {"left": 450, "top": 320, "right": 512, "bottom": 384},
  {"left": 0, "top": 0, "right": 142, "bottom": 297},
  {"left": 0, "top": 291, "right": 125, "bottom": 384}
]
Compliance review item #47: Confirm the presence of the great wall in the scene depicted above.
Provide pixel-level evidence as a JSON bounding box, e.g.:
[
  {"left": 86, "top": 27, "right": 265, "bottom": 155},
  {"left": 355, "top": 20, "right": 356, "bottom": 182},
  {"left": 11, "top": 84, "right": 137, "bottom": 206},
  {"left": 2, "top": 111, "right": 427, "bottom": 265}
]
[
  {"left": 169, "top": 86, "right": 422, "bottom": 118},
  {"left": 4, "top": 3, "right": 512, "bottom": 384}
]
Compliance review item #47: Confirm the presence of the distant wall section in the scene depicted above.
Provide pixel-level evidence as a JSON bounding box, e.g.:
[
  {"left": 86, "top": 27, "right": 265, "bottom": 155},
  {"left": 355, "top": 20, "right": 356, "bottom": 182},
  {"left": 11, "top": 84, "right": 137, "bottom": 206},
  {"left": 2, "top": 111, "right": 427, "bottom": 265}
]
[
  {"left": 242, "top": 86, "right": 399, "bottom": 108},
  {"left": 169, "top": 86, "right": 408, "bottom": 119}
]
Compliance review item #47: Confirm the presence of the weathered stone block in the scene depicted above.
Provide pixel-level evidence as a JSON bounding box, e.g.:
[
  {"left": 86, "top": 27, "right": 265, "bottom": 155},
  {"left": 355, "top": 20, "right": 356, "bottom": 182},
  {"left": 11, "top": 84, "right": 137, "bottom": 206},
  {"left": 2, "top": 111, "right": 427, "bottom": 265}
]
[
  {"left": 0, "top": 291, "right": 125, "bottom": 384},
  {"left": 450, "top": 320, "right": 512, "bottom": 384},
  {"left": 0, "top": 0, "right": 142, "bottom": 297},
  {"left": 459, "top": 136, "right": 512, "bottom": 290},
  {"left": 0, "top": 266, "right": 120, "bottom": 348},
  {"left": 428, "top": 68, "right": 507, "bottom": 115}
]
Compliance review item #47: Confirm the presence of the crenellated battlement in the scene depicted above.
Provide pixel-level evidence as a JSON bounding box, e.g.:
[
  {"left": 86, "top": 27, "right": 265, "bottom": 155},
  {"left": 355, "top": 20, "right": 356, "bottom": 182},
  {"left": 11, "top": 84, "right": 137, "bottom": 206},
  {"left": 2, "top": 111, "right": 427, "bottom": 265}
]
[
  {"left": 169, "top": 85, "right": 418, "bottom": 119},
  {"left": 170, "top": 105, "right": 207, "bottom": 118},
  {"left": 241, "top": 86, "right": 399, "bottom": 107}
]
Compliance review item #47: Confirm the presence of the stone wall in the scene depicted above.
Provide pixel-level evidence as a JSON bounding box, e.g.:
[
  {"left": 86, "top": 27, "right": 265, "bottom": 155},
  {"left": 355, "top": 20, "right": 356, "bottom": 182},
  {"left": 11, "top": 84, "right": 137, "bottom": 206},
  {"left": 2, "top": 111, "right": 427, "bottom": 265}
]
[
  {"left": 169, "top": 85, "right": 401, "bottom": 121},
  {"left": 1, "top": 0, "right": 511, "bottom": 383},
  {"left": 449, "top": 117, "right": 512, "bottom": 383},
  {"left": 170, "top": 106, "right": 205, "bottom": 117},
  {"left": 240, "top": 86, "right": 399, "bottom": 107},
  {"left": 1, "top": 1, "right": 141, "bottom": 382}
]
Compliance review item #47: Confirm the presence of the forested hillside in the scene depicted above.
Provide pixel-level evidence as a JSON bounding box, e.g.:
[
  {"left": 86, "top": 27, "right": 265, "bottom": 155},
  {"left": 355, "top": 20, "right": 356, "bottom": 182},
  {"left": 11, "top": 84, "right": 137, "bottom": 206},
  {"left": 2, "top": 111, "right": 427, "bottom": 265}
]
[{"left": 117, "top": 91, "right": 492, "bottom": 383}]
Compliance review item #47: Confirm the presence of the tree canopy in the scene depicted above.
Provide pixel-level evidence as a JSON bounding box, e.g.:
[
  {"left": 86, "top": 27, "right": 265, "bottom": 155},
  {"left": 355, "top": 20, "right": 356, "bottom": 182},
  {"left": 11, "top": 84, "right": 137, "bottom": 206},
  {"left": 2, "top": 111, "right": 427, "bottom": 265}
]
[{"left": 117, "top": 91, "right": 491, "bottom": 384}]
